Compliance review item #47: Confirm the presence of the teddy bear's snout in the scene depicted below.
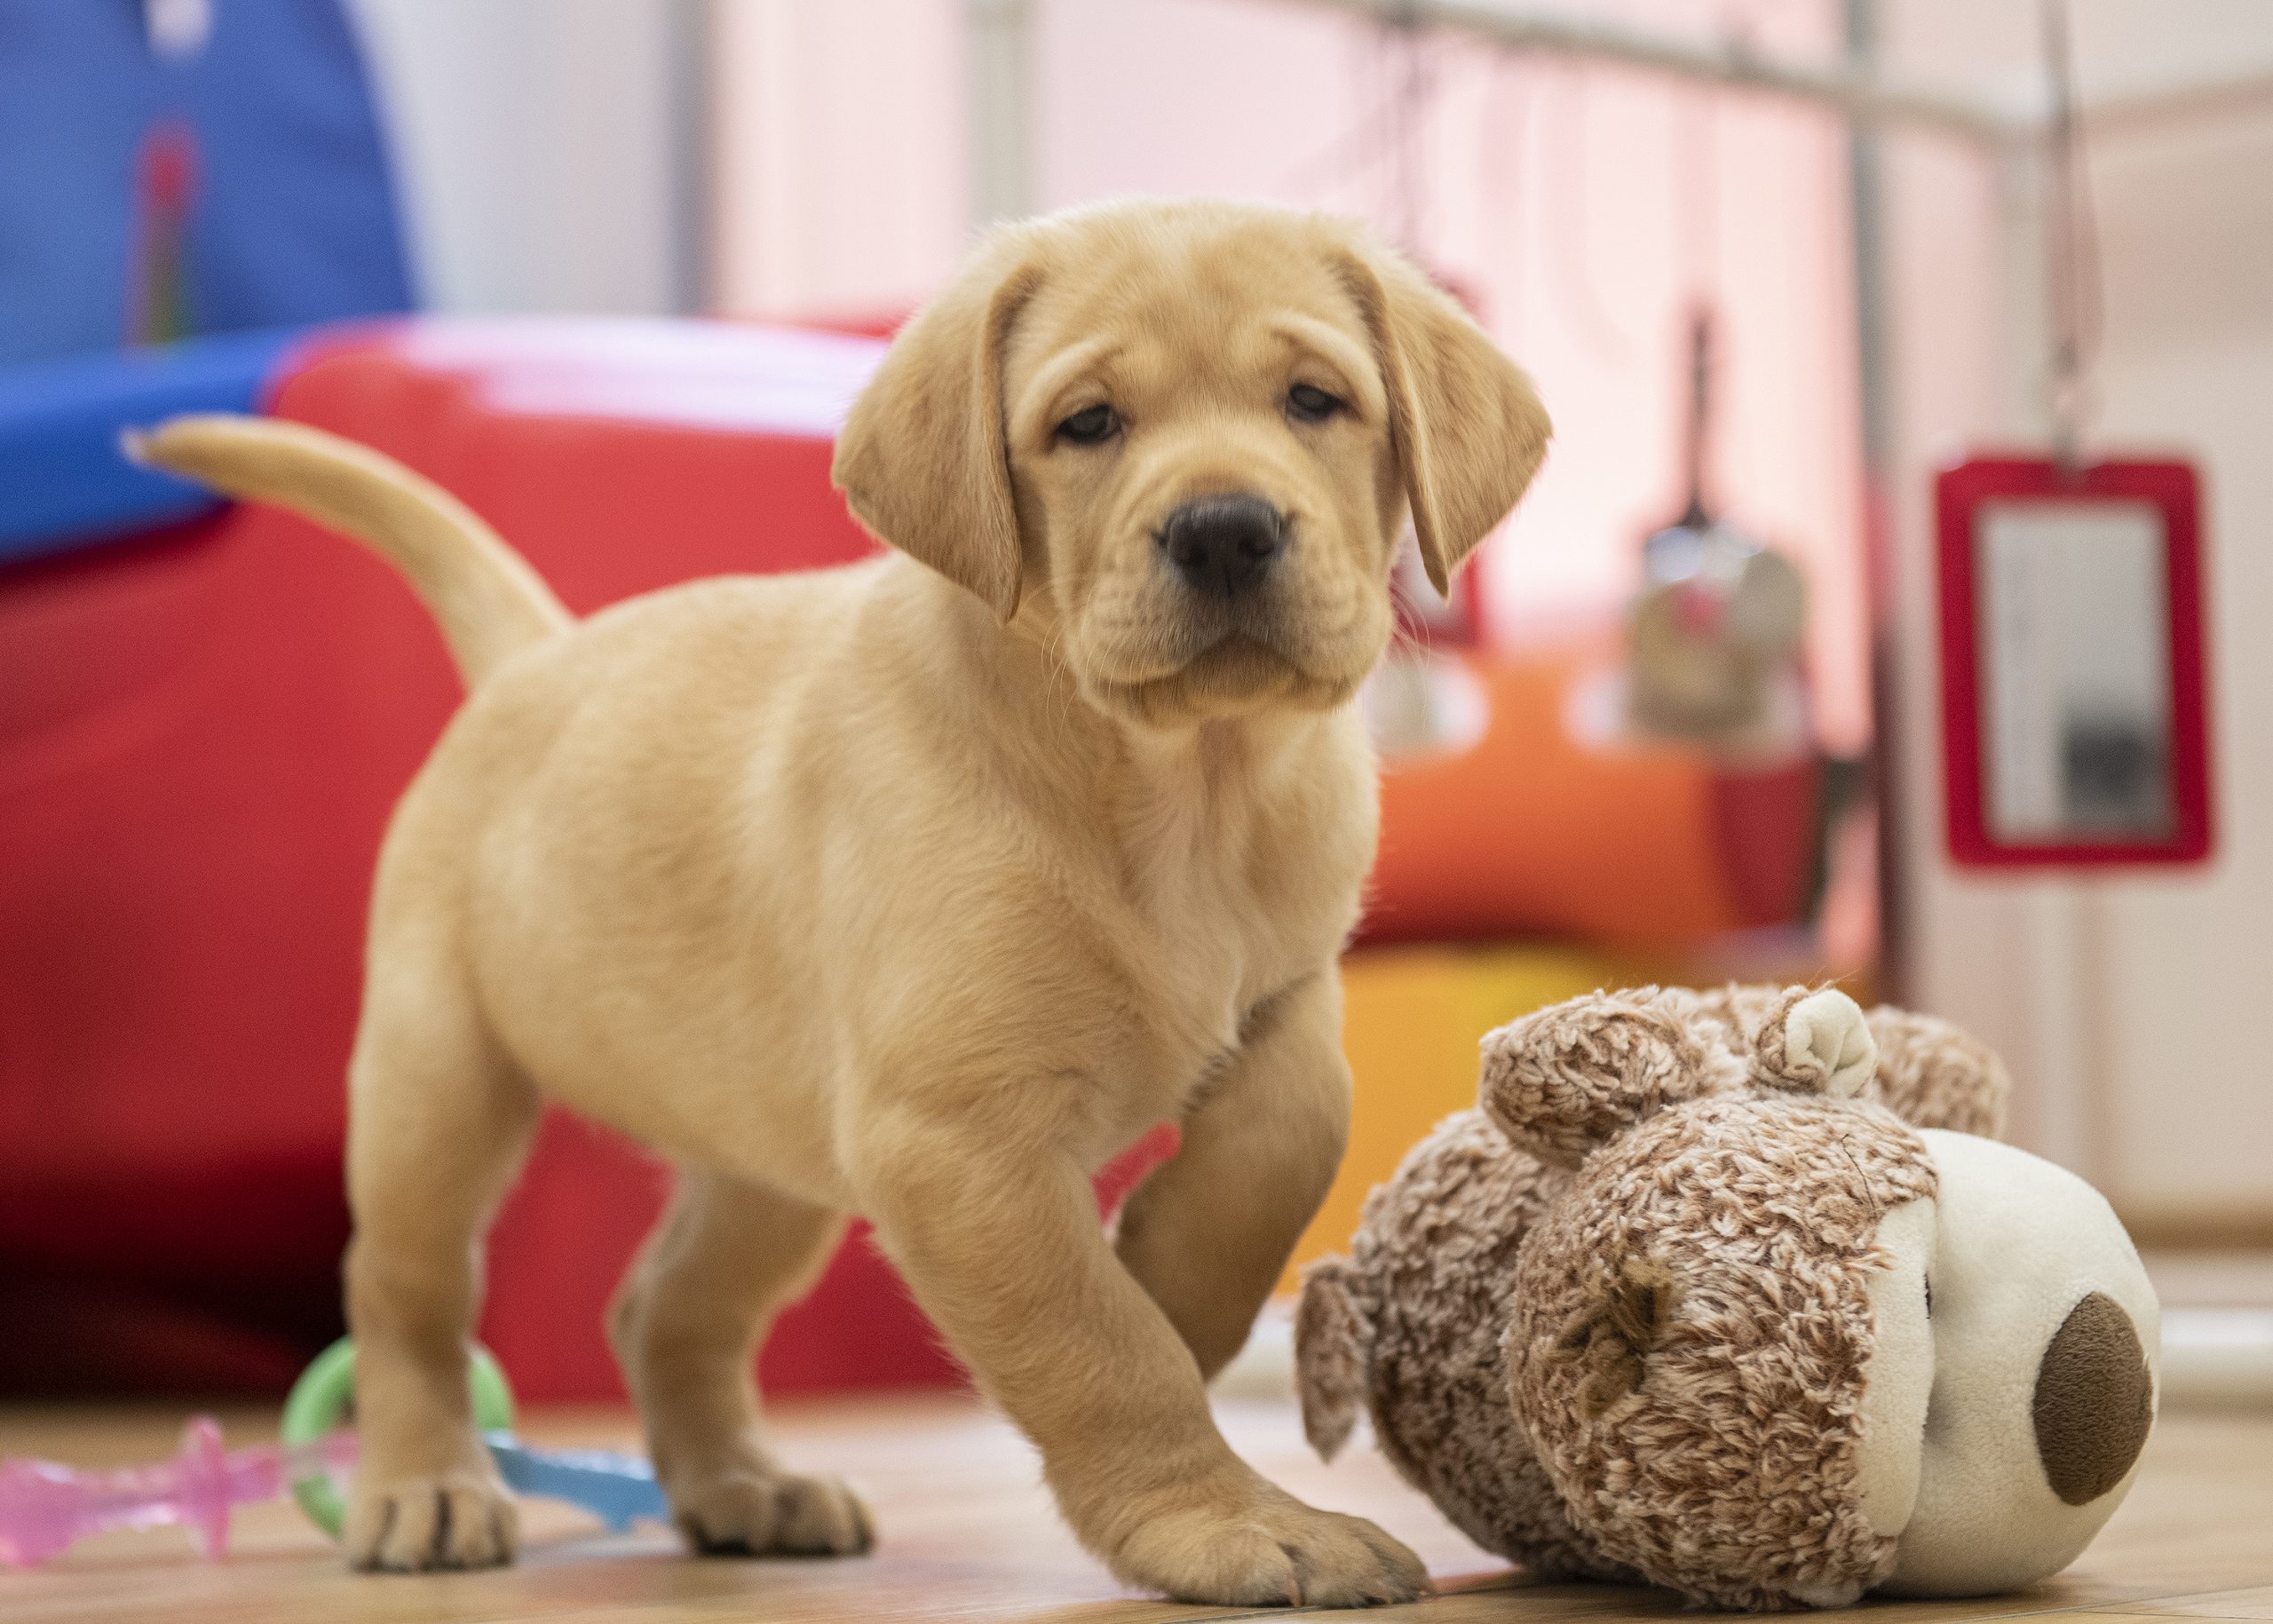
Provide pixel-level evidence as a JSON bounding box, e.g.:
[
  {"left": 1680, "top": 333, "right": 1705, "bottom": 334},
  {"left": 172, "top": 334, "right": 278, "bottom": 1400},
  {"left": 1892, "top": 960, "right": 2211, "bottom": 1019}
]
[{"left": 2032, "top": 1290, "right": 2155, "bottom": 1506}]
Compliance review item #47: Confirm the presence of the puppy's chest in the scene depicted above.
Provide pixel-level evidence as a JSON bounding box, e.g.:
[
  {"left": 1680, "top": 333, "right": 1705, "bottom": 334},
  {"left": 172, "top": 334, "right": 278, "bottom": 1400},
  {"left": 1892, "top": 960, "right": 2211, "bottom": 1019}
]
[
  {"left": 1113, "top": 789, "right": 1361, "bottom": 1073},
  {"left": 1139, "top": 860, "right": 1303, "bottom": 1015}
]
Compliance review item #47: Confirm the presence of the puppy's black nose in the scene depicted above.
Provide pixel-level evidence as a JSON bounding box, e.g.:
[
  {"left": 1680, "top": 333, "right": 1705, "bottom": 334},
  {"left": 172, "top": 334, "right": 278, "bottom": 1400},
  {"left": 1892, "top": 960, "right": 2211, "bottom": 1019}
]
[{"left": 1157, "top": 494, "right": 1285, "bottom": 598}]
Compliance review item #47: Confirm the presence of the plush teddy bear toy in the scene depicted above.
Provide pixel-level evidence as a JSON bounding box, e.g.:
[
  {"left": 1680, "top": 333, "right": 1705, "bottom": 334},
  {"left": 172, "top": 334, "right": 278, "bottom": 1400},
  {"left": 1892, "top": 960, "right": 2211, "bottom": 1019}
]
[{"left": 1295, "top": 986, "right": 2158, "bottom": 1611}]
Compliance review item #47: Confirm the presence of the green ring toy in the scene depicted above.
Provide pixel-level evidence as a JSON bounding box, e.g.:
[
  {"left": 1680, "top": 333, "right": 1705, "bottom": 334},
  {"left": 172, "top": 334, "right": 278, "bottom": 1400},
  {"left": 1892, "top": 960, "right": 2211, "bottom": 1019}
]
[{"left": 279, "top": 1337, "right": 516, "bottom": 1537}]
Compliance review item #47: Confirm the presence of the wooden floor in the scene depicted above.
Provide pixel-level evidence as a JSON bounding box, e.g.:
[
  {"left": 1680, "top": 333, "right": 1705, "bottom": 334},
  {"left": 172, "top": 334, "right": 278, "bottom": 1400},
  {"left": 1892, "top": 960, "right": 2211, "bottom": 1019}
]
[{"left": 4, "top": 1395, "right": 2269, "bottom": 1623}]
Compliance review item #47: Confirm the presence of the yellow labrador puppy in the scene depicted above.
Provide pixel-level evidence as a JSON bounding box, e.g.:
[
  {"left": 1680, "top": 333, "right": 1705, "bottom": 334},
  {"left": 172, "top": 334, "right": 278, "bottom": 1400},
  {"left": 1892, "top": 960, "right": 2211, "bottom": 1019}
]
[{"left": 133, "top": 199, "right": 1548, "bottom": 1606}]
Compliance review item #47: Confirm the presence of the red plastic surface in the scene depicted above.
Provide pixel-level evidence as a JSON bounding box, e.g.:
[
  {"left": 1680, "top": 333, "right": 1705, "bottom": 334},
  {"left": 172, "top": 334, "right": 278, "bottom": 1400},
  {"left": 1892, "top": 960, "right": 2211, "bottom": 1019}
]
[
  {"left": 0, "top": 317, "right": 1193, "bottom": 1399},
  {"left": 0, "top": 318, "right": 990, "bottom": 1395},
  {"left": 479, "top": 1114, "right": 968, "bottom": 1401},
  {"left": 1935, "top": 455, "right": 2213, "bottom": 868},
  {"left": 484, "top": 1116, "right": 1177, "bottom": 1403}
]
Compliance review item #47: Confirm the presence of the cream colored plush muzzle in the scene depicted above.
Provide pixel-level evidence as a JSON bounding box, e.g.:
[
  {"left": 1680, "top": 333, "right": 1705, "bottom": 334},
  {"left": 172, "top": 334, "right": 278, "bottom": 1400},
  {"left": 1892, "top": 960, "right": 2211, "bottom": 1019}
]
[{"left": 1857, "top": 1130, "right": 2159, "bottom": 1597}]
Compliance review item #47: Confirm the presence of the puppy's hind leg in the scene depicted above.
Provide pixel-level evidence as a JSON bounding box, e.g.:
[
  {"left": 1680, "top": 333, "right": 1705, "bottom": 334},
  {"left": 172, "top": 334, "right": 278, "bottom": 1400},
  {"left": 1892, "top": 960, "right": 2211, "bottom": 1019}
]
[
  {"left": 342, "top": 963, "right": 538, "bottom": 1573},
  {"left": 608, "top": 1173, "right": 874, "bottom": 1557}
]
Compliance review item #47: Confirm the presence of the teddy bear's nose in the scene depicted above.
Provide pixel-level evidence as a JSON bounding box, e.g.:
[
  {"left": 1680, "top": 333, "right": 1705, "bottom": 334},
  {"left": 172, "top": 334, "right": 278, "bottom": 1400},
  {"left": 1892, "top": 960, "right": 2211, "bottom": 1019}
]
[{"left": 2032, "top": 1291, "right": 2154, "bottom": 1505}]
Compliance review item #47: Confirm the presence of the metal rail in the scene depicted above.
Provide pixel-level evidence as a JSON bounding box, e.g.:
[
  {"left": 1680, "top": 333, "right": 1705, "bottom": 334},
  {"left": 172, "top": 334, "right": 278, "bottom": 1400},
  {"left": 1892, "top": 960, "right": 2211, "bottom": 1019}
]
[
  {"left": 963, "top": 0, "right": 2273, "bottom": 222},
  {"left": 1287, "top": 0, "right": 2273, "bottom": 150},
  {"left": 1297, "top": 0, "right": 2012, "bottom": 141}
]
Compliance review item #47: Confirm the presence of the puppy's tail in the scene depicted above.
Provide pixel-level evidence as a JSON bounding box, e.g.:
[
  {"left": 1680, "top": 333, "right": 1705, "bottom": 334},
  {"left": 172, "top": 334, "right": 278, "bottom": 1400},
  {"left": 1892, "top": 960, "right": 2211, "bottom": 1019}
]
[{"left": 125, "top": 414, "right": 571, "bottom": 687}]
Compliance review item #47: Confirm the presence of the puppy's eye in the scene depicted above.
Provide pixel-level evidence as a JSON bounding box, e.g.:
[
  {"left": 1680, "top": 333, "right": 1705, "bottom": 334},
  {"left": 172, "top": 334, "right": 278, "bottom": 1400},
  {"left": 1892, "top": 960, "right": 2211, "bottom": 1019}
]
[
  {"left": 1056, "top": 404, "right": 1118, "bottom": 445},
  {"left": 1287, "top": 384, "right": 1345, "bottom": 424}
]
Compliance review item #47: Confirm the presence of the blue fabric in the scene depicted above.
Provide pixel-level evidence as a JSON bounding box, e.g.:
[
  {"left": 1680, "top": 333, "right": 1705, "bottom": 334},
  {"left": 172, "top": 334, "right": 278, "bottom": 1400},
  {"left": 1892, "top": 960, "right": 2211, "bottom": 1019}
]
[
  {"left": 0, "top": 5, "right": 151, "bottom": 366},
  {"left": 0, "top": 326, "right": 300, "bottom": 564},
  {"left": 0, "top": 0, "right": 413, "bottom": 366}
]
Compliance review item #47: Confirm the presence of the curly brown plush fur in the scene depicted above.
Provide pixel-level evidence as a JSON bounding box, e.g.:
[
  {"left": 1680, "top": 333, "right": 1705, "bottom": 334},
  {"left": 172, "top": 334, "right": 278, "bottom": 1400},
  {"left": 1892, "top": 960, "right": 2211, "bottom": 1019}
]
[
  {"left": 1678, "top": 985, "right": 2007, "bottom": 1134},
  {"left": 1295, "top": 984, "right": 2009, "bottom": 1611},
  {"left": 1300, "top": 1113, "right": 1628, "bottom": 1584},
  {"left": 1513, "top": 1092, "right": 1934, "bottom": 1607},
  {"left": 1861, "top": 1007, "right": 2007, "bottom": 1137}
]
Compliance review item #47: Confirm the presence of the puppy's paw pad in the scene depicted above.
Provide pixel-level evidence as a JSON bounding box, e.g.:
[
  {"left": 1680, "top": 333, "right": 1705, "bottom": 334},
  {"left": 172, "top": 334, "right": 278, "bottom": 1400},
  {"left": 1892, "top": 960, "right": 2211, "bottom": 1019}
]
[
  {"left": 347, "top": 1473, "right": 519, "bottom": 1573},
  {"left": 1119, "top": 1490, "right": 1429, "bottom": 1606},
  {"left": 675, "top": 1470, "right": 874, "bottom": 1558}
]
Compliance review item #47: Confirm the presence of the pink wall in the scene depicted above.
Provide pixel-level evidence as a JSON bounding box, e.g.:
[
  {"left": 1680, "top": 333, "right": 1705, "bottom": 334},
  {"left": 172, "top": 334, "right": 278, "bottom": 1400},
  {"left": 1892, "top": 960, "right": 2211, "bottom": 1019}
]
[
  {"left": 710, "top": 0, "right": 970, "bottom": 323},
  {"left": 711, "top": 0, "right": 1871, "bottom": 750}
]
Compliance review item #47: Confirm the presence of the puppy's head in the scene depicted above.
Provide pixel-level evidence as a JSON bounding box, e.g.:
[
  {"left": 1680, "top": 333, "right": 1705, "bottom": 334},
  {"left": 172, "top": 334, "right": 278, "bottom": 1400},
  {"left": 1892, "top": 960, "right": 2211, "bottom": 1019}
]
[{"left": 833, "top": 200, "right": 1551, "bottom": 726}]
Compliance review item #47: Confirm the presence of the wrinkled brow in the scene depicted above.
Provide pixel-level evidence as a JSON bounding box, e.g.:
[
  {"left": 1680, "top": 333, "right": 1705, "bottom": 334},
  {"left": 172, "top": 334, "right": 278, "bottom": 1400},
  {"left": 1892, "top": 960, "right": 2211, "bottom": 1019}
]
[
  {"left": 1264, "top": 314, "right": 1383, "bottom": 416},
  {"left": 1011, "top": 337, "right": 1124, "bottom": 437}
]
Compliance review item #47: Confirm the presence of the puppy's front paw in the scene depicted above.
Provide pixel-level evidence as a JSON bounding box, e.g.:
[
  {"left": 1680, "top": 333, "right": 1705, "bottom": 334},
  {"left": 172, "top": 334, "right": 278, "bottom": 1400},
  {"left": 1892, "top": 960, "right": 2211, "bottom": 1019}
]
[
  {"left": 1113, "top": 1478, "right": 1429, "bottom": 1607},
  {"left": 672, "top": 1467, "right": 875, "bottom": 1557},
  {"left": 347, "top": 1470, "right": 519, "bottom": 1572}
]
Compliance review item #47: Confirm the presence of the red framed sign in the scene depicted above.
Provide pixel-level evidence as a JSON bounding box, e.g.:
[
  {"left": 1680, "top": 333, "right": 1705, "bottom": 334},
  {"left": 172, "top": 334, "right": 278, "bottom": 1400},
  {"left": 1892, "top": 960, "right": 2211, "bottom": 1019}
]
[{"left": 1936, "top": 456, "right": 2212, "bottom": 867}]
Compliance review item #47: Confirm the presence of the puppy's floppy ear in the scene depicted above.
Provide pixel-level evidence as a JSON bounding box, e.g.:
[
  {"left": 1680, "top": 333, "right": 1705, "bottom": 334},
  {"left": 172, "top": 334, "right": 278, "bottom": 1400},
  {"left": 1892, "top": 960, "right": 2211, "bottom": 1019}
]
[
  {"left": 1479, "top": 989, "right": 1730, "bottom": 1169},
  {"left": 1340, "top": 244, "right": 1552, "bottom": 597},
  {"left": 832, "top": 234, "right": 1040, "bottom": 621}
]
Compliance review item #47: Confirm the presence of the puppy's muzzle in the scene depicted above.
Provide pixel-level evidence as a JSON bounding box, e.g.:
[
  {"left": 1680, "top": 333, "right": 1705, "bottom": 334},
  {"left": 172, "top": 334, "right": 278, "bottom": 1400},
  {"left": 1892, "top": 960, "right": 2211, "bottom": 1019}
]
[{"left": 1155, "top": 493, "right": 1285, "bottom": 599}]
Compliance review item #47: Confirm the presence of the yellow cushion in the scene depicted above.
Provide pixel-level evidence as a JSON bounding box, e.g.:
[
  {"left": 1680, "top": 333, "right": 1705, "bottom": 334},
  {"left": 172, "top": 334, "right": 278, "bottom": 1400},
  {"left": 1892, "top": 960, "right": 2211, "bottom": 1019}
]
[{"left": 1279, "top": 942, "right": 1637, "bottom": 1292}]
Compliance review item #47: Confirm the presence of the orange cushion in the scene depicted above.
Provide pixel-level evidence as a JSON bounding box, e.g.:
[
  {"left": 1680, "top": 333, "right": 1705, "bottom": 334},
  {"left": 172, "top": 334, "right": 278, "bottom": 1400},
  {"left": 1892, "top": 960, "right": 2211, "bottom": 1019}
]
[{"left": 1363, "top": 640, "right": 1820, "bottom": 951}]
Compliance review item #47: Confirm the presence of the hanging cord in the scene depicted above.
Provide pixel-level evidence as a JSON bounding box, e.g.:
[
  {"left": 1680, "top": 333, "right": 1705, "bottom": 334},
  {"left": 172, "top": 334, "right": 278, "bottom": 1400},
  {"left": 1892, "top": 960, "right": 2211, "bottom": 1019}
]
[
  {"left": 1276, "top": 97, "right": 1395, "bottom": 204},
  {"left": 1382, "top": 1, "right": 1435, "bottom": 255},
  {"left": 1547, "top": 65, "right": 1631, "bottom": 360},
  {"left": 1382, "top": 2, "right": 1418, "bottom": 246},
  {"left": 2040, "top": 0, "right": 2103, "bottom": 477},
  {"left": 1678, "top": 309, "right": 1715, "bottom": 529},
  {"left": 1477, "top": 58, "right": 1533, "bottom": 345},
  {"left": 1674, "top": 66, "right": 1722, "bottom": 528},
  {"left": 1274, "top": 4, "right": 1432, "bottom": 224},
  {"left": 1274, "top": 8, "right": 1393, "bottom": 204},
  {"left": 1676, "top": 75, "right": 1721, "bottom": 315}
]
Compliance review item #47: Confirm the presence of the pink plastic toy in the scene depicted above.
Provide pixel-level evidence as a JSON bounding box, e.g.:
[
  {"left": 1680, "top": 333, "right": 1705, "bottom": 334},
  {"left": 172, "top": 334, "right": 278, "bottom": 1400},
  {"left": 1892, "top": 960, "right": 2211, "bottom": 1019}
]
[{"left": 0, "top": 1417, "right": 355, "bottom": 1566}]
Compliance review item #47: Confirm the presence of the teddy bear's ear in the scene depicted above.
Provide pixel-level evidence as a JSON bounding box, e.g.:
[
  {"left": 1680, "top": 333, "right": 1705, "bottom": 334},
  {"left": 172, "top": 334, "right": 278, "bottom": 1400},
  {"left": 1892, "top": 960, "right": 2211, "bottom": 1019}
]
[
  {"left": 1747, "top": 986, "right": 1879, "bottom": 1099},
  {"left": 1548, "top": 1253, "right": 1679, "bottom": 1419},
  {"left": 1865, "top": 1005, "right": 2010, "bottom": 1137},
  {"left": 1294, "top": 1258, "right": 1371, "bottom": 1461},
  {"left": 1478, "top": 990, "right": 1729, "bottom": 1169}
]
